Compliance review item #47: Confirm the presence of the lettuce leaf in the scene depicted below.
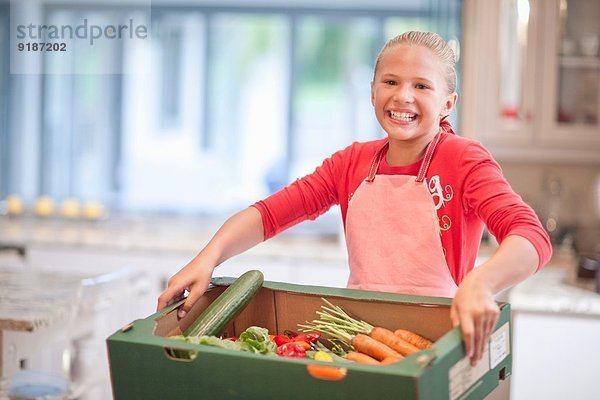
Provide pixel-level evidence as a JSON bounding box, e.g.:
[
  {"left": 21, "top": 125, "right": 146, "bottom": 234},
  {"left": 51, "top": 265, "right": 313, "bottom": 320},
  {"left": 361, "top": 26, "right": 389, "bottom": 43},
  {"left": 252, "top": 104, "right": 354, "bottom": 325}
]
[
  {"left": 169, "top": 326, "right": 276, "bottom": 356},
  {"left": 237, "top": 326, "right": 277, "bottom": 355}
]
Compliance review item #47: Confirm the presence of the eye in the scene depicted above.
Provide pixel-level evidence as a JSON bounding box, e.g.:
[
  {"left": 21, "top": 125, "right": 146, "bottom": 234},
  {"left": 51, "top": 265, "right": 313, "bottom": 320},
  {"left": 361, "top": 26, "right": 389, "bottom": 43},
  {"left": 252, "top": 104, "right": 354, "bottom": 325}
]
[
  {"left": 415, "top": 83, "right": 429, "bottom": 90},
  {"left": 384, "top": 80, "right": 397, "bottom": 86}
]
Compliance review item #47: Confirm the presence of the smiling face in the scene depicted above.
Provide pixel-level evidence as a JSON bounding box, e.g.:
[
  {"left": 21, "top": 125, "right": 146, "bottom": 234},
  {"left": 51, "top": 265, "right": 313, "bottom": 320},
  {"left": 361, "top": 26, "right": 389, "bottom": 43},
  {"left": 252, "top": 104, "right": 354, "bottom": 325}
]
[{"left": 371, "top": 44, "right": 457, "bottom": 153}]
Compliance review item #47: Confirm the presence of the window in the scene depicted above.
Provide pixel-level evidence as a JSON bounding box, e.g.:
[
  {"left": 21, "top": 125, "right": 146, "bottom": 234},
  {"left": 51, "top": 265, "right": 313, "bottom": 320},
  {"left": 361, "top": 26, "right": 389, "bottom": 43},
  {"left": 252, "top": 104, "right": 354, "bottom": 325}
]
[
  {"left": 290, "top": 16, "right": 379, "bottom": 179},
  {"left": 41, "top": 8, "right": 136, "bottom": 202},
  {"left": 3, "top": 1, "right": 462, "bottom": 220}
]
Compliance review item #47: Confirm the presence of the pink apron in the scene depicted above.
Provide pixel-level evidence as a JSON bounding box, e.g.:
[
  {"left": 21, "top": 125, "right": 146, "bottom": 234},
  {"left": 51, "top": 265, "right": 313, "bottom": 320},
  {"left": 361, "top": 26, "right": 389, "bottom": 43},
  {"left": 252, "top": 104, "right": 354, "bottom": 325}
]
[{"left": 345, "top": 132, "right": 458, "bottom": 298}]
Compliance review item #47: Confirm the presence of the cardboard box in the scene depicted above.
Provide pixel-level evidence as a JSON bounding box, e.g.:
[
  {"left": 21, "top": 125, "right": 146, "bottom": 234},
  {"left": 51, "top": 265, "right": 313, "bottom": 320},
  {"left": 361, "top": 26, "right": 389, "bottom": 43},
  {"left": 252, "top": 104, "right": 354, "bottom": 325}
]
[{"left": 107, "top": 278, "right": 511, "bottom": 400}]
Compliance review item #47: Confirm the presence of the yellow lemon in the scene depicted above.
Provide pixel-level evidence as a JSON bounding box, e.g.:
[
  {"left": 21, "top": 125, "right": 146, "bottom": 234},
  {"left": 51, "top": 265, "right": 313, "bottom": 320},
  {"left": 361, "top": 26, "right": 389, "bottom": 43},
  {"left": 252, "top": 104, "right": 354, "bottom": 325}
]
[
  {"left": 34, "top": 196, "right": 55, "bottom": 217},
  {"left": 82, "top": 201, "right": 104, "bottom": 220},
  {"left": 6, "top": 194, "right": 24, "bottom": 215},
  {"left": 60, "top": 198, "right": 81, "bottom": 219}
]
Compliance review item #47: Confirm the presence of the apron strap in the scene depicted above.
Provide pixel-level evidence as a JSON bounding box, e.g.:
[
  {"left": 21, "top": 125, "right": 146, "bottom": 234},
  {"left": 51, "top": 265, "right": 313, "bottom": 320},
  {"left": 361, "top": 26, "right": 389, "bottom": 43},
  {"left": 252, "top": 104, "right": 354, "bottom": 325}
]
[
  {"left": 416, "top": 129, "right": 444, "bottom": 182},
  {"left": 366, "top": 127, "right": 446, "bottom": 183},
  {"left": 366, "top": 143, "right": 388, "bottom": 182}
]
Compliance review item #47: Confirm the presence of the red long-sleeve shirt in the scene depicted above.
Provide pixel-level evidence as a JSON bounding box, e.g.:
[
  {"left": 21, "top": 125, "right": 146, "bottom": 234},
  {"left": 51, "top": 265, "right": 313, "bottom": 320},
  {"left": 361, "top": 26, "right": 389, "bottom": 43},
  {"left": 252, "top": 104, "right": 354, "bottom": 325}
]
[{"left": 253, "top": 132, "right": 551, "bottom": 285}]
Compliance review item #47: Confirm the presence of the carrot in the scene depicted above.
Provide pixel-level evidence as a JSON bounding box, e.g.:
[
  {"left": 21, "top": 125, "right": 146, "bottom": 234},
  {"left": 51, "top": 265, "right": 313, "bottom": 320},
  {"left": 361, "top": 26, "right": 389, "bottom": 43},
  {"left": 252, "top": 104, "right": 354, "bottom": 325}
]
[
  {"left": 344, "top": 351, "right": 380, "bottom": 365},
  {"left": 380, "top": 355, "right": 404, "bottom": 365},
  {"left": 393, "top": 328, "right": 433, "bottom": 350},
  {"left": 369, "top": 327, "right": 419, "bottom": 356},
  {"left": 306, "top": 365, "right": 347, "bottom": 381},
  {"left": 351, "top": 333, "right": 401, "bottom": 361}
]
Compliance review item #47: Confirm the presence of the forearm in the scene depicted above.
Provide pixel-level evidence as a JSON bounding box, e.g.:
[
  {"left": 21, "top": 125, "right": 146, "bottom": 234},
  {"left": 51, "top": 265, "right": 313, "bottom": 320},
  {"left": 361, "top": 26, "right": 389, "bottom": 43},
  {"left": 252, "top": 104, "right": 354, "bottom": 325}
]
[
  {"left": 158, "top": 207, "right": 264, "bottom": 314},
  {"left": 198, "top": 206, "right": 265, "bottom": 268},
  {"left": 473, "top": 234, "right": 539, "bottom": 295},
  {"left": 452, "top": 235, "right": 539, "bottom": 365}
]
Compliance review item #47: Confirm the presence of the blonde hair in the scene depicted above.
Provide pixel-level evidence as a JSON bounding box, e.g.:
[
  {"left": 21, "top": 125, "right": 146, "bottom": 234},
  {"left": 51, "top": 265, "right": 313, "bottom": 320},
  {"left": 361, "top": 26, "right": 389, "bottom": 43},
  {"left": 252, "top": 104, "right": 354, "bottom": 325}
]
[{"left": 373, "top": 31, "right": 457, "bottom": 94}]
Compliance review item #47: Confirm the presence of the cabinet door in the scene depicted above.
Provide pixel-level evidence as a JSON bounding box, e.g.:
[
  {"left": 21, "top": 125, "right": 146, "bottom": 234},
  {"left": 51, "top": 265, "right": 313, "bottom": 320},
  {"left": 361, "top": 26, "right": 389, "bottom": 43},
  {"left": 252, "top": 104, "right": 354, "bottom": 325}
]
[
  {"left": 462, "top": 0, "right": 541, "bottom": 155},
  {"left": 462, "top": 0, "right": 600, "bottom": 163},
  {"left": 511, "top": 311, "right": 600, "bottom": 400},
  {"left": 539, "top": 0, "right": 600, "bottom": 154}
]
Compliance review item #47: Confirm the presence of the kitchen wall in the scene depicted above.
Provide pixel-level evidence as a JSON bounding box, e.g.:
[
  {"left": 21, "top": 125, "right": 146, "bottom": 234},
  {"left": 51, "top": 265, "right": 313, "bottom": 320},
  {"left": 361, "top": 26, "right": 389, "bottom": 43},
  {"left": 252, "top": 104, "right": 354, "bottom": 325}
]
[{"left": 500, "top": 161, "right": 600, "bottom": 254}]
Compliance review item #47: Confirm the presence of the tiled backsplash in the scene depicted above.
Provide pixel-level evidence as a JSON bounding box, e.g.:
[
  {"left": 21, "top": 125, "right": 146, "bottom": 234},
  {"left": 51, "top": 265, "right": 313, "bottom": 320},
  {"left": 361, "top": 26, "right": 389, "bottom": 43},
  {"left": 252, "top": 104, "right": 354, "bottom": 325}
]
[{"left": 499, "top": 162, "right": 600, "bottom": 253}]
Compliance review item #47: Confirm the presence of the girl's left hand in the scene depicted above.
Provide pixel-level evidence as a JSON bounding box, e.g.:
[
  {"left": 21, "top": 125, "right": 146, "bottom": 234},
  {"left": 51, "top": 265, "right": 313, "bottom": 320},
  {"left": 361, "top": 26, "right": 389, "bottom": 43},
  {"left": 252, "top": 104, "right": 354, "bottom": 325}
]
[{"left": 450, "top": 269, "right": 500, "bottom": 366}]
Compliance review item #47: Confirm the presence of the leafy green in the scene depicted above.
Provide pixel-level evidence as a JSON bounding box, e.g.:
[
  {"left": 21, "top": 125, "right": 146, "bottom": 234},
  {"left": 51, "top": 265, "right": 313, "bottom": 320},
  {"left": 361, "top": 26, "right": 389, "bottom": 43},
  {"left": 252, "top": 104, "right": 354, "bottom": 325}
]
[
  {"left": 237, "top": 326, "right": 277, "bottom": 355},
  {"left": 172, "top": 335, "right": 244, "bottom": 351},
  {"left": 168, "top": 326, "right": 276, "bottom": 357}
]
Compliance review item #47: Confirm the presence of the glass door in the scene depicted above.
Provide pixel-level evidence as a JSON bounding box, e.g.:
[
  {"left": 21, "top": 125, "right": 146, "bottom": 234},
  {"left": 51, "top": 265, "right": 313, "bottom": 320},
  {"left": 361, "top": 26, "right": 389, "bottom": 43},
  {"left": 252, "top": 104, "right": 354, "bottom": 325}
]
[
  {"left": 555, "top": 0, "right": 599, "bottom": 126},
  {"left": 498, "top": 0, "right": 533, "bottom": 125},
  {"left": 492, "top": 0, "right": 539, "bottom": 150},
  {"left": 539, "top": 0, "right": 600, "bottom": 152}
]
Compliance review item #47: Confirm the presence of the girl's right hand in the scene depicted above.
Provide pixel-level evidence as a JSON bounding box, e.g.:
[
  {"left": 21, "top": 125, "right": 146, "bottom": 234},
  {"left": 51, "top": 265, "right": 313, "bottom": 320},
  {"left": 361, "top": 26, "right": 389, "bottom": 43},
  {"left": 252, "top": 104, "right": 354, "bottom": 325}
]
[
  {"left": 157, "top": 255, "right": 215, "bottom": 318},
  {"left": 157, "top": 207, "right": 265, "bottom": 317}
]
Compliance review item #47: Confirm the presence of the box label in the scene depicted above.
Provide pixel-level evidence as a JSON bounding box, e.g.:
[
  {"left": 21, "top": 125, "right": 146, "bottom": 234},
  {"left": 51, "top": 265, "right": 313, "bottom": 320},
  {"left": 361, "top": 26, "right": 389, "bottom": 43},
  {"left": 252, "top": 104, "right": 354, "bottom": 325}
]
[
  {"left": 449, "top": 349, "right": 489, "bottom": 400},
  {"left": 489, "top": 322, "right": 510, "bottom": 369},
  {"left": 448, "top": 322, "right": 510, "bottom": 400}
]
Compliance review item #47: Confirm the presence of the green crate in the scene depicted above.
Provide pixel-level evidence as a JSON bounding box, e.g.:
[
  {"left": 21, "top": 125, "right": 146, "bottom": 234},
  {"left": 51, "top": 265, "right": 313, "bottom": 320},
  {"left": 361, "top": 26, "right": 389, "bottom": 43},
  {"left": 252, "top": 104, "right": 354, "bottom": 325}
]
[{"left": 107, "top": 278, "right": 511, "bottom": 400}]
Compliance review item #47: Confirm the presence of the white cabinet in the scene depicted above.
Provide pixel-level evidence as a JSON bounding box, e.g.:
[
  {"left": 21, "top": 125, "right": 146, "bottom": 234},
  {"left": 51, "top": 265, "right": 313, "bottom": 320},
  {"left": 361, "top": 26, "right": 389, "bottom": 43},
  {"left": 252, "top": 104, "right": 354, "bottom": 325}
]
[
  {"left": 510, "top": 311, "right": 600, "bottom": 400},
  {"left": 507, "top": 265, "right": 600, "bottom": 399},
  {"left": 462, "top": 0, "right": 600, "bottom": 163}
]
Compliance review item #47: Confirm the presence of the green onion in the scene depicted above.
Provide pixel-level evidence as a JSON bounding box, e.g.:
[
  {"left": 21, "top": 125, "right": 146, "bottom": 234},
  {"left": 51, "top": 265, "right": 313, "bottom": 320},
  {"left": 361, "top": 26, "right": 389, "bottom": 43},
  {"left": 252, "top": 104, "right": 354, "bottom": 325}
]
[{"left": 298, "top": 298, "right": 374, "bottom": 349}]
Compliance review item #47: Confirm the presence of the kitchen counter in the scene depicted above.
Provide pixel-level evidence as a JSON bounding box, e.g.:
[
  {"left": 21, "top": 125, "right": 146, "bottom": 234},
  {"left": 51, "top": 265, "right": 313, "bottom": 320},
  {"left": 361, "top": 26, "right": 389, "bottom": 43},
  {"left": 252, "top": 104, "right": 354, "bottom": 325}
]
[
  {"left": 509, "top": 262, "right": 600, "bottom": 316},
  {"left": 0, "top": 266, "right": 146, "bottom": 398},
  {"left": 0, "top": 214, "right": 347, "bottom": 262},
  {"left": 0, "top": 213, "right": 351, "bottom": 295},
  {"left": 505, "top": 247, "right": 600, "bottom": 316},
  {"left": 478, "top": 245, "right": 600, "bottom": 316},
  {"left": 0, "top": 268, "right": 81, "bottom": 332},
  {"left": 0, "top": 266, "right": 137, "bottom": 333},
  {"left": 3, "top": 214, "right": 599, "bottom": 315},
  {"left": 0, "top": 268, "right": 80, "bottom": 395}
]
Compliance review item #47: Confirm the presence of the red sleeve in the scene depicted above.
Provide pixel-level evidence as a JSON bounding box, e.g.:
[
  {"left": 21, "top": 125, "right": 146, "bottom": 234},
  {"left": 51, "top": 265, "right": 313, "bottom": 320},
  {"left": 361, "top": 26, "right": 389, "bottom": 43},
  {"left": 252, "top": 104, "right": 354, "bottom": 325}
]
[
  {"left": 252, "top": 148, "right": 347, "bottom": 240},
  {"left": 460, "top": 143, "right": 552, "bottom": 270}
]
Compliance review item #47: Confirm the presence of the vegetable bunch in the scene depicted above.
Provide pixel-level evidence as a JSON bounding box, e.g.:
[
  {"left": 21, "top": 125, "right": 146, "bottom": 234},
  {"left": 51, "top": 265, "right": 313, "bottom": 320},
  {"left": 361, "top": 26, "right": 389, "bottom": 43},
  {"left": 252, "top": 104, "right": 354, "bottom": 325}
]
[
  {"left": 170, "top": 326, "right": 277, "bottom": 358},
  {"left": 299, "top": 298, "right": 433, "bottom": 365},
  {"left": 273, "top": 331, "right": 321, "bottom": 358}
]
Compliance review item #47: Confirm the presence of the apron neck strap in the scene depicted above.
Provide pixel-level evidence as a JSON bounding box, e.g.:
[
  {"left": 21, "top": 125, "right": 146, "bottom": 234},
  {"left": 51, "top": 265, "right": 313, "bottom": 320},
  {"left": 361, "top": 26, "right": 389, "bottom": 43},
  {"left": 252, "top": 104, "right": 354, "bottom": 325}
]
[
  {"left": 416, "top": 130, "right": 443, "bottom": 182},
  {"left": 366, "top": 143, "right": 387, "bottom": 182},
  {"left": 366, "top": 129, "right": 445, "bottom": 183}
]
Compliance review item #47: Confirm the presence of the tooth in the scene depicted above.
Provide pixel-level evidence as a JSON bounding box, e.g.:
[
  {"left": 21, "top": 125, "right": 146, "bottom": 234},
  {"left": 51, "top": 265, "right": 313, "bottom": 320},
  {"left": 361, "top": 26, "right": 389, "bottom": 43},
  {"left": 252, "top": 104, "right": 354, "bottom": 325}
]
[{"left": 390, "top": 111, "right": 415, "bottom": 121}]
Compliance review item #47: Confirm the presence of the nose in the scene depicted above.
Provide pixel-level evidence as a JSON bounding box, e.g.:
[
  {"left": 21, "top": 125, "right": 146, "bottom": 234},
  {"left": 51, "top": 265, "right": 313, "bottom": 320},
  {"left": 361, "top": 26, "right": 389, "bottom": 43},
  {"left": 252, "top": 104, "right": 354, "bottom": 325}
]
[{"left": 392, "top": 84, "right": 415, "bottom": 103}]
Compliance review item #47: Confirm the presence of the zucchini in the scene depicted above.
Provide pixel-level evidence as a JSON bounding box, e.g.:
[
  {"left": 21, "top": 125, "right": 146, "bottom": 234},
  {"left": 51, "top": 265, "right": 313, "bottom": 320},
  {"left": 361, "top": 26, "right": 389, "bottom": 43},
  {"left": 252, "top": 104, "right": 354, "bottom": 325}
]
[{"left": 184, "top": 270, "right": 264, "bottom": 337}]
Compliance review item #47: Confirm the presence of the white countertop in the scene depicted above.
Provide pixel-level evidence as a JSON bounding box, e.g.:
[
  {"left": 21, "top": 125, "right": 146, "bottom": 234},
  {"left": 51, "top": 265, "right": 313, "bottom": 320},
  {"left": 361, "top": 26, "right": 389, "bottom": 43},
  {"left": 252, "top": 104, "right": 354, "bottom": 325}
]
[
  {"left": 508, "top": 260, "right": 600, "bottom": 316},
  {"left": 0, "top": 214, "right": 348, "bottom": 262}
]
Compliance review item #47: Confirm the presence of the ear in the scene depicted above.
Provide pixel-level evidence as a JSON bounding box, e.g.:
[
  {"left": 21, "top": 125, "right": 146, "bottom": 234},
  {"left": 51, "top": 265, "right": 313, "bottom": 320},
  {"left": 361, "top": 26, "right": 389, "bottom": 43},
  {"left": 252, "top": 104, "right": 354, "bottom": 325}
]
[
  {"left": 440, "top": 92, "right": 458, "bottom": 117},
  {"left": 370, "top": 81, "right": 375, "bottom": 107}
]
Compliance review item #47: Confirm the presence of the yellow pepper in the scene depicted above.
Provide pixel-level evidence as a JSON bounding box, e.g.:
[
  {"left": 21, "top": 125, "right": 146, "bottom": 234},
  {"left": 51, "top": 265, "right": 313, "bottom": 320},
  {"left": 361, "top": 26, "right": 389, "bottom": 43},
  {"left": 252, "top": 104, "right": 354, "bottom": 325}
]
[{"left": 314, "top": 351, "right": 333, "bottom": 362}]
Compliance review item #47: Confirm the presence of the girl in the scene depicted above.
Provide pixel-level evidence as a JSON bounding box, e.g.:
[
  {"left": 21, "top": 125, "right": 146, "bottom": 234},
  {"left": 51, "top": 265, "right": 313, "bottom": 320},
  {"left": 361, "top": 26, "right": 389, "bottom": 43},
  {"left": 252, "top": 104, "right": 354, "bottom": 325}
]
[{"left": 158, "top": 31, "right": 551, "bottom": 366}]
